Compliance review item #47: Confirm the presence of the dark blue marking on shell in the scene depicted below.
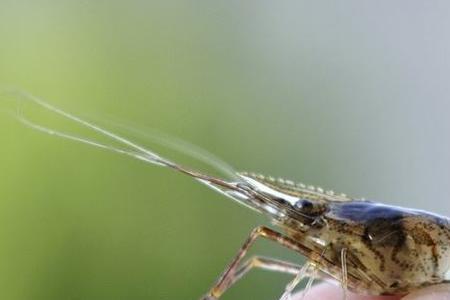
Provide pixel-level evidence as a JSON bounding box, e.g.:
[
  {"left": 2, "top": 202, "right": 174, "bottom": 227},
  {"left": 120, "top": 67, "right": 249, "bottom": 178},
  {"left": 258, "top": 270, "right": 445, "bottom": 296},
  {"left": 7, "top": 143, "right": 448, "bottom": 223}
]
[{"left": 331, "top": 200, "right": 446, "bottom": 224}]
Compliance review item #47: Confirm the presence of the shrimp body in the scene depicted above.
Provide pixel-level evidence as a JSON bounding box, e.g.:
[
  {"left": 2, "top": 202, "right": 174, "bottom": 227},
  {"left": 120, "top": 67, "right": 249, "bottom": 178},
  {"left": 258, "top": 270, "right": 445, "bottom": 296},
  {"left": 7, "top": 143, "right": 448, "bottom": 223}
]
[
  {"left": 244, "top": 173, "right": 450, "bottom": 295},
  {"left": 285, "top": 201, "right": 450, "bottom": 295}
]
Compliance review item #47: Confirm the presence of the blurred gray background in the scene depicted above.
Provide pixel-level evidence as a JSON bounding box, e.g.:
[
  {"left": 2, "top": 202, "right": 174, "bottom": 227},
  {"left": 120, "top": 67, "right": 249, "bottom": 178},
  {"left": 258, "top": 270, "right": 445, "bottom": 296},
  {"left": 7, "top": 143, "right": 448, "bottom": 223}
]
[{"left": 0, "top": 1, "right": 449, "bottom": 299}]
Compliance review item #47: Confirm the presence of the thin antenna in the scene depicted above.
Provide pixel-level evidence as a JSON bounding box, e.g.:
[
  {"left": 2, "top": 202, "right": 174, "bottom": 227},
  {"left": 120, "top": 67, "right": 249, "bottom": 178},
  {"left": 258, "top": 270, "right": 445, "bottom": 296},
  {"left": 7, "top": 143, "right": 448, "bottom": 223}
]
[
  {"left": 4, "top": 90, "right": 255, "bottom": 209},
  {"left": 85, "top": 116, "right": 238, "bottom": 180}
]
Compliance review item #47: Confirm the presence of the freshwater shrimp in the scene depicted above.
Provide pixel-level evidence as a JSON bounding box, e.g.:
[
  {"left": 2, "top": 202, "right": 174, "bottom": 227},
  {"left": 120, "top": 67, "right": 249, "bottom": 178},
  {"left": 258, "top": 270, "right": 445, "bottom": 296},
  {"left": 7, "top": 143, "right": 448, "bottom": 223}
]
[{"left": 5, "top": 91, "right": 450, "bottom": 300}]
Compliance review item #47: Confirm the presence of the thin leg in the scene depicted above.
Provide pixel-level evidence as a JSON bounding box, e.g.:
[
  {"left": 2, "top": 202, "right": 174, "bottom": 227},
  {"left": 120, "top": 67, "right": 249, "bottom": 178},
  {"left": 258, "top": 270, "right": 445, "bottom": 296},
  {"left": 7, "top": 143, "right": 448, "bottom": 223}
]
[
  {"left": 340, "top": 248, "right": 348, "bottom": 300},
  {"left": 201, "top": 226, "right": 321, "bottom": 300},
  {"left": 281, "top": 242, "right": 329, "bottom": 300},
  {"left": 279, "top": 262, "right": 312, "bottom": 300},
  {"left": 300, "top": 265, "right": 318, "bottom": 300},
  {"left": 232, "top": 256, "right": 303, "bottom": 285}
]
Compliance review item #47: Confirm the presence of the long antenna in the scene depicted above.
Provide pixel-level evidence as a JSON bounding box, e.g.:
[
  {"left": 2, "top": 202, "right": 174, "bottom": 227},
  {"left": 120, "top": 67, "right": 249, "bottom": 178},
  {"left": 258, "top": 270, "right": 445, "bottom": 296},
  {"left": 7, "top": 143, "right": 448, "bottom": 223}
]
[{"left": 4, "top": 90, "right": 259, "bottom": 211}]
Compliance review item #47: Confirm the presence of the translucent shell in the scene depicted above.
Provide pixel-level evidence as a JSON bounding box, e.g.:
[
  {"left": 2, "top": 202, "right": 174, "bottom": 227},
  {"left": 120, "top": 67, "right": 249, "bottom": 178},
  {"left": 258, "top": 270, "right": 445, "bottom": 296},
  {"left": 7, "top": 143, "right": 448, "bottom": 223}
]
[{"left": 238, "top": 172, "right": 352, "bottom": 202}]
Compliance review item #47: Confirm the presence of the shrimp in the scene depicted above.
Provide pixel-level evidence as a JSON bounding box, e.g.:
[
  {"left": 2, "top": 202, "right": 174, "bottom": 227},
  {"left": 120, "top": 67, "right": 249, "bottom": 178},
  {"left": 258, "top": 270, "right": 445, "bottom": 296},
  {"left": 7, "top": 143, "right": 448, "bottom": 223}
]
[{"left": 4, "top": 91, "right": 450, "bottom": 300}]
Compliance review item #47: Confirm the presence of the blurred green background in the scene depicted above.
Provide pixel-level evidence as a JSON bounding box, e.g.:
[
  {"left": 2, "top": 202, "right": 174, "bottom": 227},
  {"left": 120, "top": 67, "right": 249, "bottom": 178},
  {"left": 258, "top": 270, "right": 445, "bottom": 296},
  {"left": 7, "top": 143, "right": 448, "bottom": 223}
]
[{"left": 1, "top": 1, "right": 450, "bottom": 299}]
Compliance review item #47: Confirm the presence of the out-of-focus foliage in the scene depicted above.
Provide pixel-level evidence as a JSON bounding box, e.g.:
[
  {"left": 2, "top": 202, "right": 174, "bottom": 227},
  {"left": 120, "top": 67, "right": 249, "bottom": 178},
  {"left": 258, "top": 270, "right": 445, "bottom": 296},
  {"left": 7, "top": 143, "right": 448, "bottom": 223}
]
[{"left": 1, "top": 1, "right": 449, "bottom": 299}]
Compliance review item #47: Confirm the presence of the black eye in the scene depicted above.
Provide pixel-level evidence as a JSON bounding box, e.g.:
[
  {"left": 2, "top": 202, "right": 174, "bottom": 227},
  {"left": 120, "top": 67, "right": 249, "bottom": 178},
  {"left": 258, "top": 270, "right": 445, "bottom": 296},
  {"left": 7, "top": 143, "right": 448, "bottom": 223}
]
[
  {"left": 295, "top": 199, "right": 313, "bottom": 210},
  {"left": 302, "top": 200, "right": 313, "bottom": 209}
]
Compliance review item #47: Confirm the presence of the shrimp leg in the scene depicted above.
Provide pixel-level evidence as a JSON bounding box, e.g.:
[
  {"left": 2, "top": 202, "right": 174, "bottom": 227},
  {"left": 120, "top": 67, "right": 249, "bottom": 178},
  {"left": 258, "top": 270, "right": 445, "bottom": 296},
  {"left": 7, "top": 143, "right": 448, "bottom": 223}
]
[
  {"left": 201, "top": 226, "right": 327, "bottom": 300},
  {"left": 279, "top": 262, "right": 313, "bottom": 300},
  {"left": 232, "top": 256, "right": 303, "bottom": 283},
  {"left": 340, "top": 248, "right": 348, "bottom": 300}
]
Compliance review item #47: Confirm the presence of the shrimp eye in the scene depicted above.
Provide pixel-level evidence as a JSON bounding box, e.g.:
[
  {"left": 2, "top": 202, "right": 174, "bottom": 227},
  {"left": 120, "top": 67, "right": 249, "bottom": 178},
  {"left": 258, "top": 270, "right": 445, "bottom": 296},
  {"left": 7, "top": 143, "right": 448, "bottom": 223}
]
[
  {"left": 294, "top": 199, "right": 326, "bottom": 216},
  {"left": 295, "top": 199, "right": 313, "bottom": 210},
  {"left": 302, "top": 200, "right": 313, "bottom": 209}
]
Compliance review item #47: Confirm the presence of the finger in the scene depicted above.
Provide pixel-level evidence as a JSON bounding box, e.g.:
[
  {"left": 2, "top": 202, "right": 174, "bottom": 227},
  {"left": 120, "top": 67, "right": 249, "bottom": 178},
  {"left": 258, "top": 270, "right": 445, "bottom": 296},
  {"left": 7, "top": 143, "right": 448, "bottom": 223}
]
[
  {"left": 294, "top": 283, "right": 401, "bottom": 300},
  {"left": 402, "top": 284, "right": 450, "bottom": 300}
]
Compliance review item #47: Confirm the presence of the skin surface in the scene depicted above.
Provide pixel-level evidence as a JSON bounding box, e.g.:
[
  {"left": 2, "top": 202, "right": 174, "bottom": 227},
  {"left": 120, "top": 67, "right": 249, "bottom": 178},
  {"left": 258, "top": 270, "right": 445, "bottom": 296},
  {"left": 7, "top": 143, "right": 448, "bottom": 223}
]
[{"left": 296, "top": 283, "right": 450, "bottom": 300}]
